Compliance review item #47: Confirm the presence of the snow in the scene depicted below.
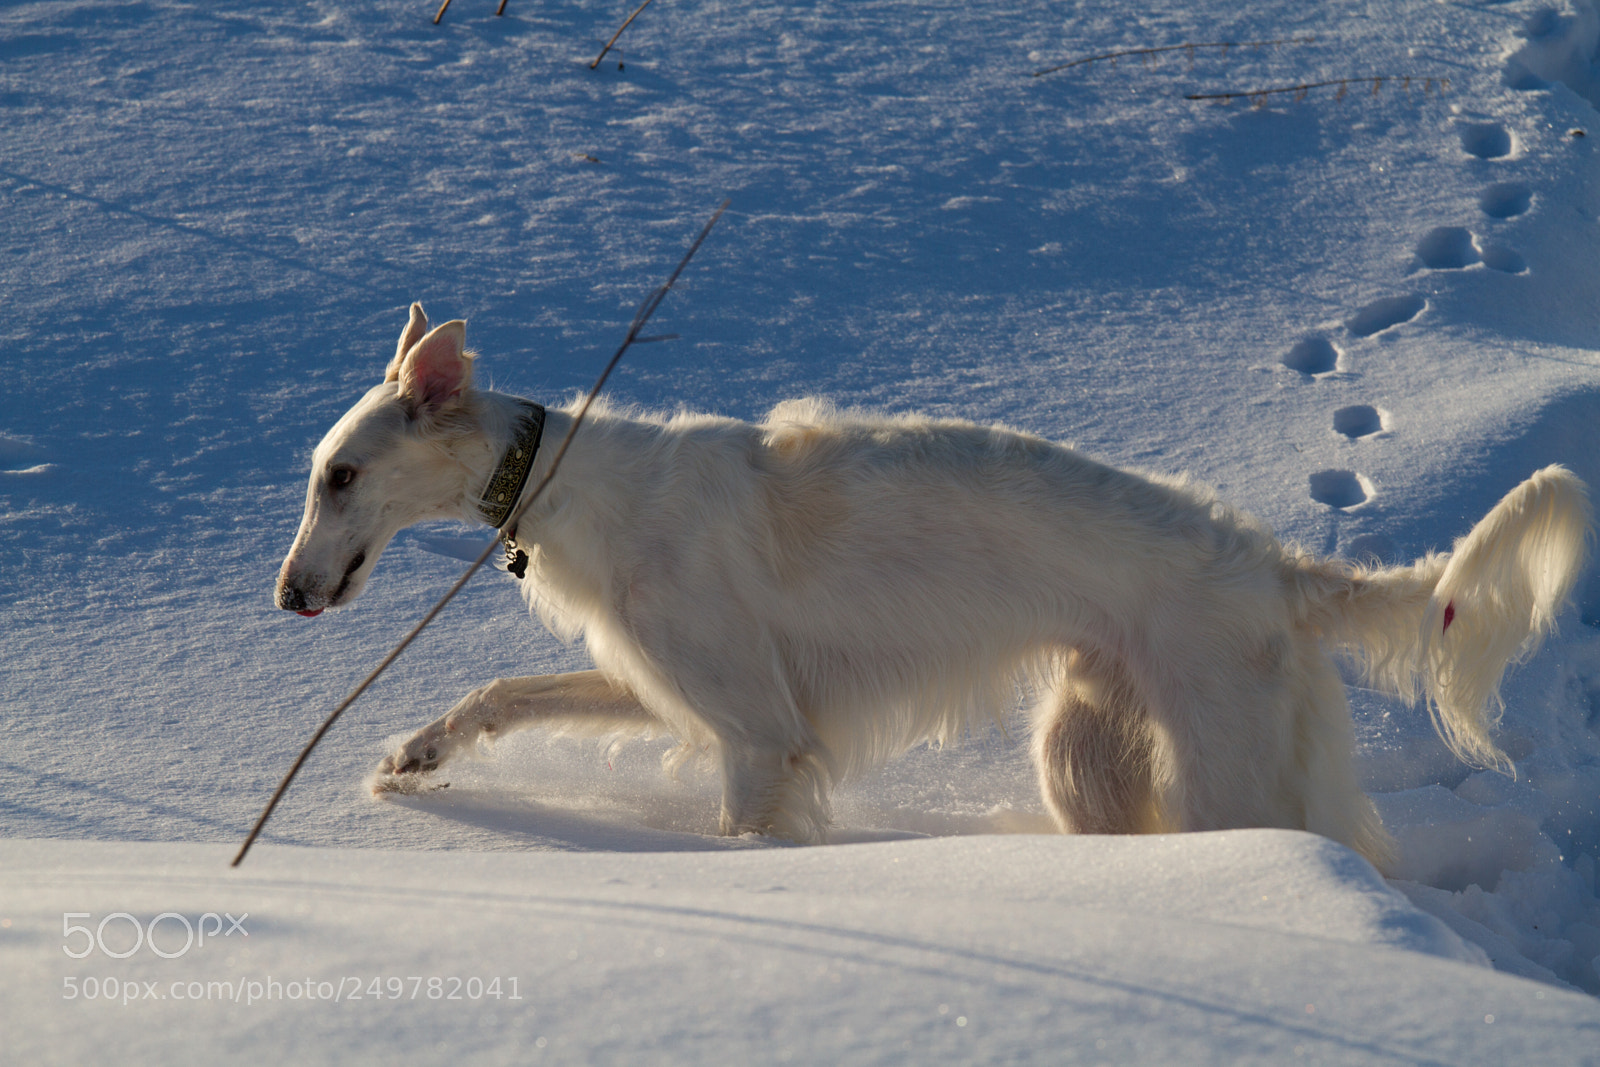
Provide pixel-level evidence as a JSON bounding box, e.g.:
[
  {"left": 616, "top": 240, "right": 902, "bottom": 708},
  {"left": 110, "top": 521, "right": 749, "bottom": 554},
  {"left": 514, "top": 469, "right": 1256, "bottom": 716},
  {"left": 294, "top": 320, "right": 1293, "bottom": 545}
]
[
  {"left": 4, "top": 0, "right": 1600, "bottom": 1059},
  {"left": 9, "top": 834, "right": 1597, "bottom": 1065}
]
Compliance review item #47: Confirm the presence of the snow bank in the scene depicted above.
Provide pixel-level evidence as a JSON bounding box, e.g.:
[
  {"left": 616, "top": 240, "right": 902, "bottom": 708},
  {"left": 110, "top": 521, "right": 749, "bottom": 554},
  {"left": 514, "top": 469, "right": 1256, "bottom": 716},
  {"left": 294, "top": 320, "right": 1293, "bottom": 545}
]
[{"left": 7, "top": 834, "right": 1598, "bottom": 1064}]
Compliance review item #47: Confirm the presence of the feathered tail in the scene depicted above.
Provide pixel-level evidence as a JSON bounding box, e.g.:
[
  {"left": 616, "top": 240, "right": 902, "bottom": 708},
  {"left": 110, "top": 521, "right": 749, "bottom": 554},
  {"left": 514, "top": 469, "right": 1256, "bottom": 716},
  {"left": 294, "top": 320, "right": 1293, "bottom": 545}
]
[{"left": 1293, "top": 465, "right": 1592, "bottom": 772}]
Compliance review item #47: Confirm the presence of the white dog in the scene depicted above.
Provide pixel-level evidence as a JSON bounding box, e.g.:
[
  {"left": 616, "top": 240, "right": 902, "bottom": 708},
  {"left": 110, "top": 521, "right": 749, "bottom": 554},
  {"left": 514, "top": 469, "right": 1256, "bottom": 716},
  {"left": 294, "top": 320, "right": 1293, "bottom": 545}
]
[{"left": 277, "top": 303, "right": 1591, "bottom": 869}]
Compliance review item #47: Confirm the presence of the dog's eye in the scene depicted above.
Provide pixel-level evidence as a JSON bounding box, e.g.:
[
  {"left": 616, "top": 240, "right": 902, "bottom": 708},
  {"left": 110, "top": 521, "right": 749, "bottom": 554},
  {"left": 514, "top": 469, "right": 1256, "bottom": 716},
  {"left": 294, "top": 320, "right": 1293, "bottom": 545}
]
[{"left": 327, "top": 466, "right": 358, "bottom": 491}]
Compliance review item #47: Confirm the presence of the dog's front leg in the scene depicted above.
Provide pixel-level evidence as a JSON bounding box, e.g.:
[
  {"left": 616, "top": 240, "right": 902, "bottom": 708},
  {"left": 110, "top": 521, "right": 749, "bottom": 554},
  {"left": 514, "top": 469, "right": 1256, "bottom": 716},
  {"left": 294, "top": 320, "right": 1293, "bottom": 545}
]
[{"left": 372, "top": 669, "right": 656, "bottom": 790}]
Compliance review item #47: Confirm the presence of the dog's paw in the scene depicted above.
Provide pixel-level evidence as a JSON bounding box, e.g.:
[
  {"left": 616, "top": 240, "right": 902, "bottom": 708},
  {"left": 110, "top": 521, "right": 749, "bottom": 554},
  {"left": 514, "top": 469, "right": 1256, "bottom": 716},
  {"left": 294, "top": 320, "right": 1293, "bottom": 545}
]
[
  {"left": 376, "top": 742, "right": 444, "bottom": 777},
  {"left": 371, "top": 723, "right": 454, "bottom": 791},
  {"left": 370, "top": 707, "right": 494, "bottom": 795},
  {"left": 369, "top": 769, "right": 450, "bottom": 796}
]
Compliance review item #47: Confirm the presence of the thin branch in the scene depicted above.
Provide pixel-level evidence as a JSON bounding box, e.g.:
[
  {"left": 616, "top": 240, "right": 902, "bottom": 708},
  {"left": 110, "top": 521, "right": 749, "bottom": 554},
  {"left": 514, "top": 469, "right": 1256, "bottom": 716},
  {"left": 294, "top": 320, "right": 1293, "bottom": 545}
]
[
  {"left": 231, "top": 200, "right": 731, "bottom": 868},
  {"left": 591, "top": 0, "right": 655, "bottom": 70},
  {"left": 434, "top": 0, "right": 505, "bottom": 25},
  {"left": 1032, "top": 37, "right": 1315, "bottom": 78},
  {"left": 1185, "top": 75, "right": 1450, "bottom": 106}
]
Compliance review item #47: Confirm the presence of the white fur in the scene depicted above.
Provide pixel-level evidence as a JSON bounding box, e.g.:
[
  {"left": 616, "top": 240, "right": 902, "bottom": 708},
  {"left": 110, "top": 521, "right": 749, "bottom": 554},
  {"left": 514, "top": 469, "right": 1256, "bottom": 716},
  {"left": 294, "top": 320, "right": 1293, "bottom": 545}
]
[{"left": 278, "top": 305, "right": 1593, "bottom": 870}]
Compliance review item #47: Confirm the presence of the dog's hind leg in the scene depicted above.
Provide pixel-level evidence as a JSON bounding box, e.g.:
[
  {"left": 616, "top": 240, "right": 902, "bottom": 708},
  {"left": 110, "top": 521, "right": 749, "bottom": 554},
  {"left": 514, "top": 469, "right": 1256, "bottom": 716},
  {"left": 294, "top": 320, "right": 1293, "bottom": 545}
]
[
  {"left": 373, "top": 669, "right": 659, "bottom": 788},
  {"left": 1033, "top": 650, "right": 1166, "bottom": 835},
  {"left": 1284, "top": 637, "right": 1398, "bottom": 871}
]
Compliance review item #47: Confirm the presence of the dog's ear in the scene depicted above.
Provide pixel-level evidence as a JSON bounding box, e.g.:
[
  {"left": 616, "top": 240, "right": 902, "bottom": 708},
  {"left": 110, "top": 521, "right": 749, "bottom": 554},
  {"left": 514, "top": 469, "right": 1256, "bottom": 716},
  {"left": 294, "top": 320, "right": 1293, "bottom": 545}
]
[
  {"left": 396, "top": 319, "right": 472, "bottom": 415},
  {"left": 385, "top": 302, "right": 430, "bottom": 383}
]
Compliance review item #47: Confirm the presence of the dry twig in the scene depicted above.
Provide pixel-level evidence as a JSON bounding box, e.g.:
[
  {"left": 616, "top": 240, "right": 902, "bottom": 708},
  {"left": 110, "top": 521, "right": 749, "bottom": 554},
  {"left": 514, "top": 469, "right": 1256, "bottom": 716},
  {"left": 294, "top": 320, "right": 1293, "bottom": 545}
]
[
  {"left": 592, "top": 0, "right": 655, "bottom": 70},
  {"left": 231, "top": 200, "right": 731, "bottom": 868},
  {"left": 1185, "top": 75, "right": 1449, "bottom": 106},
  {"left": 433, "top": 0, "right": 508, "bottom": 26},
  {"left": 1032, "top": 37, "right": 1315, "bottom": 78}
]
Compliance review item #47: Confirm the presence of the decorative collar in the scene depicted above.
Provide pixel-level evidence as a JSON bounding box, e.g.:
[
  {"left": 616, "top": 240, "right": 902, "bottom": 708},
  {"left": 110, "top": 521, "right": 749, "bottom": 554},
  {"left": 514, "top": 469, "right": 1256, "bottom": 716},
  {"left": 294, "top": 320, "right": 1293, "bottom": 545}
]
[{"left": 477, "top": 399, "right": 546, "bottom": 530}]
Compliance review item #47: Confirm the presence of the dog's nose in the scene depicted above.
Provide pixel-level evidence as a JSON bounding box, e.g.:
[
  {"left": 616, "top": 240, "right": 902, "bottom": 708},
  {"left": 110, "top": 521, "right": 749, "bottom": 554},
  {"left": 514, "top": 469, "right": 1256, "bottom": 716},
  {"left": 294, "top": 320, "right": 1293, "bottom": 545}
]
[{"left": 275, "top": 579, "right": 310, "bottom": 613}]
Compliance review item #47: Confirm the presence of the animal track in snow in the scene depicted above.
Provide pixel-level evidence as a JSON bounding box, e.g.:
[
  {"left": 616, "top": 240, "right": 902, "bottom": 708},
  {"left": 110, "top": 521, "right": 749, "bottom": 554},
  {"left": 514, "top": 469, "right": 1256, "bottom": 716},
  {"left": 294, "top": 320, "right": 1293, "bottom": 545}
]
[
  {"left": 1477, "top": 242, "right": 1528, "bottom": 273},
  {"left": 1414, "top": 226, "right": 1529, "bottom": 274},
  {"left": 1332, "top": 404, "right": 1385, "bottom": 438},
  {"left": 1416, "top": 227, "right": 1479, "bottom": 269},
  {"left": 1345, "top": 294, "right": 1425, "bottom": 337},
  {"left": 1479, "top": 182, "right": 1532, "bottom": 218},
  {"left": 1458, "top": 122, "right": 1513, "bottom": 159},
  {"left": 1282, "top": 336, "right": 1340, "bottom": 374},
  {"left": 1309, "top": 469, "right": 1371, "bottom": 509}
]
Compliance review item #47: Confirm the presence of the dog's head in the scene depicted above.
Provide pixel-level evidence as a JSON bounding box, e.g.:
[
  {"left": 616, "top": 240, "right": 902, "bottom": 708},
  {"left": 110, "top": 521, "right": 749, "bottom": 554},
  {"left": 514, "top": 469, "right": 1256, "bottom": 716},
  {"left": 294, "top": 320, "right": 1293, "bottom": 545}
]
[{"left": 276, "top": 303, "right": 481, "bottom": 616}]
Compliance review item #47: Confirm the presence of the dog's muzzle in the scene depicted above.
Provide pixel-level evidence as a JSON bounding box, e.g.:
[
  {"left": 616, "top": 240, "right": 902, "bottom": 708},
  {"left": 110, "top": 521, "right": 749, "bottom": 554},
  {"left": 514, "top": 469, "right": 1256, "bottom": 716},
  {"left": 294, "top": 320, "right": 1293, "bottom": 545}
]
[
  {"left": 274, "top": 580, "right": 322, "bottom": 617},
  {"left": 276, "top": 550, "right": 365, "bottom": 617}
]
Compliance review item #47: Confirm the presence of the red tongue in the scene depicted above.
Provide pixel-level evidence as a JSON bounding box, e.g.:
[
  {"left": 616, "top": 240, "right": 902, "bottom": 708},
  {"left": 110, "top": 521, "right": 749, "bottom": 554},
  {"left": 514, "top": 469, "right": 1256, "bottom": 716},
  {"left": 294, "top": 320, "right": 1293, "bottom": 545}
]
[{"left": 297, "top": 609, "right": 323, "bottom": 618}]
